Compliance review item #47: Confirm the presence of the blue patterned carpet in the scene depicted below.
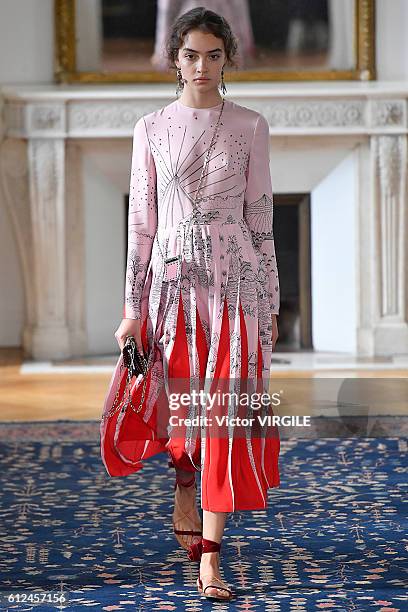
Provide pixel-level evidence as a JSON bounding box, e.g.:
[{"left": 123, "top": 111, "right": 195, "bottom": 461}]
[{"left": 0, "top": 422, "right": 407, "bottom": 611}]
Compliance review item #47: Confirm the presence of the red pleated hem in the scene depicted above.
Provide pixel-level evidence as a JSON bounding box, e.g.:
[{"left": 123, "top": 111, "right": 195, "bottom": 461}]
[{"left": 100, "top": 290, "right": 281, "bottom": 512}]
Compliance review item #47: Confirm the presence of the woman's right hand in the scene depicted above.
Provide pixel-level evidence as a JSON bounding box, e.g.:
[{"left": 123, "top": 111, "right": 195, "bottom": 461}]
[{"left": 114, "top": 318, "right": 144, "bottom": 353}]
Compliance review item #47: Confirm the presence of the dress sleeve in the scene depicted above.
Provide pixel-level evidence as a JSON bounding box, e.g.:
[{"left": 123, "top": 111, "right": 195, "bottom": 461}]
[
  {"left": 124, "top": 117, "right": 158, "bottom": 320},
  {"left": 243, "top": 113, "right": 280, "bottom": 315}
]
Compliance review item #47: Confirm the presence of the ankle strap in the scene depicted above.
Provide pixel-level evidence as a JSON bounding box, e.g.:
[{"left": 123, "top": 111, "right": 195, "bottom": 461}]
[
  {"left": 201, "top": 537, "right": 221, "bottom": 553},
  {"left": 187, "top": 537, "right": 221, "bottom": 561}
]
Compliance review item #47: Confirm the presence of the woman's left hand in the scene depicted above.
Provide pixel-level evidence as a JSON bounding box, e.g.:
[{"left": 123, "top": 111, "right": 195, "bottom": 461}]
[{"left": 271, "top": 314, "right": 279, "bottom": 351}]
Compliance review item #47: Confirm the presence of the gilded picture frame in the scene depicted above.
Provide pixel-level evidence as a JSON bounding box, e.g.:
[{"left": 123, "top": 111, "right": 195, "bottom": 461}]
[{"left": 55, "top": 0, "right": 375, "bottom": 84}]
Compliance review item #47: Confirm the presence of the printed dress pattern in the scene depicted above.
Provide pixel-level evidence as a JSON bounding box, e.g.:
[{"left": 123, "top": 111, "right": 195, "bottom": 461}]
[{"left": 100, "top": 98, "right": 280, "bottom": 512}]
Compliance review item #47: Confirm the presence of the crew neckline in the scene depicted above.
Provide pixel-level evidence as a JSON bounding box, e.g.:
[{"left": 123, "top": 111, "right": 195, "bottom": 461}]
[{"left": 176, "top": 98, "right": 226, "bottom": 111}]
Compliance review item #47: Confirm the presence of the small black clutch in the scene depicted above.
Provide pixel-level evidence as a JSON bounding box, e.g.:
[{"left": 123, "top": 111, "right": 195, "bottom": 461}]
[{"left": 122, "top": 335, "right": 148, "bottom": 378}]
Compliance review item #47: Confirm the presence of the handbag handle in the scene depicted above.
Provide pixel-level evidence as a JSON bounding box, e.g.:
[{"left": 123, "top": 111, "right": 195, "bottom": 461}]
[{"left": 101, "top": 335, "right": 149, "bottom": 420}]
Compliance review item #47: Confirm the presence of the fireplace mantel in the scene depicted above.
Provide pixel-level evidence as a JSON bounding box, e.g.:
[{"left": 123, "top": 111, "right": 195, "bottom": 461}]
[
  {"left": 1, "top": 81, "right": 407, "bottom": 138},
  {"left": 1, "top": 81, "right": 407, "bottom": 358}
]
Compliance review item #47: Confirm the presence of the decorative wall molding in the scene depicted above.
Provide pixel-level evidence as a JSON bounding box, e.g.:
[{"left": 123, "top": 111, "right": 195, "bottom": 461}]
[
  {"left": 2, "top": 82, "right": 408, "bottom": 138},
  {"left": 0, "top": 138, "right": 35, "bottom": 346},
  {"left": 3, "top": 97, "right": 408, "bottom": 138},
  {"left": 28, "top": 137, "right": 70, "bottom": 358},
  {"left": 370, "top": 100, "right": 406, "bottom": 128},
  {"left": 374, "top": 135, "right": 407, "bottom": 320}
]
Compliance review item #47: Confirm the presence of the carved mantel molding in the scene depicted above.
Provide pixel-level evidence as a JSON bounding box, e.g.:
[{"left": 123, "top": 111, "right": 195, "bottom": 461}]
[
  {"left": 0, "top": 82, "right": 407, "bottom": 358},
  {"left": 2, "top": 82, "right": 407, "bottom": 138}
]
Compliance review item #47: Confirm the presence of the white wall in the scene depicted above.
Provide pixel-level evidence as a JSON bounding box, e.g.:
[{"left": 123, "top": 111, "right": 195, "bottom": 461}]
[
  {"left": 82, "top": 153, "right": 127, "bottom": 355},
  {"left": 311, "top": 151, "right": 357, "bottom": 353},
  {"left": 376, "top": 0, "right": 408, "bottom": 80},
  {"left": 0, "top": 0, "right": 54, "bottom": 84}
]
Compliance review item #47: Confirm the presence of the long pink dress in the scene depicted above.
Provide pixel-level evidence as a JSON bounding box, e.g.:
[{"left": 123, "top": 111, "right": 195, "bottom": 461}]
[{"left": 101, "top": 97, "right": 280, "bottom": 512}]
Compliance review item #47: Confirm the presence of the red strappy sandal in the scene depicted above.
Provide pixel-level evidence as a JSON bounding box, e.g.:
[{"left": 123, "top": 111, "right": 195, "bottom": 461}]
[
  {"left": 169, "top": 459, "right": 202, "bottom": 552},
  {"left": 196, "top": 538, "right": 233, "bottom": 601}
]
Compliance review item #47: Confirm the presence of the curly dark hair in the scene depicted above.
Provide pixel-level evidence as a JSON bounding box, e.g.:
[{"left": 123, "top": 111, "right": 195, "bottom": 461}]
[{"left": 165, "top": 7, "right": 239, "bottom": 72}]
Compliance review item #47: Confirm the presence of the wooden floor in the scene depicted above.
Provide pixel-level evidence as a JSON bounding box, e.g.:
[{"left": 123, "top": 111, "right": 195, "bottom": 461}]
[{"left": 1, "top": 347, "right": 407, "bottom": 421}]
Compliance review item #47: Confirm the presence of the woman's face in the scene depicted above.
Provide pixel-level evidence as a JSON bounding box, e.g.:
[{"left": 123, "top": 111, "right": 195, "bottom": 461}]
[{"left": 175, "top": 29, "right": 226, "bottom": 95}]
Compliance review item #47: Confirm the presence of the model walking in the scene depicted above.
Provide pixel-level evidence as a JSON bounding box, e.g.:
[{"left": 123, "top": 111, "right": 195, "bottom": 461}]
[{"left": 101, "top": 7, "right": 280, "bottom": 602}]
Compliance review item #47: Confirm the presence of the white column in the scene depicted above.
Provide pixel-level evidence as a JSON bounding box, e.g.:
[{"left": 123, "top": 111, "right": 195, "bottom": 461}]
[
  {"left": 372, "top": 134, "right": 408, "bottom": 354},
  {"left": 357, "top": 132, "right": 408, "bottom": 356},
  {"left": 28, "top": 137, "right": 71, "bottom": 359}
]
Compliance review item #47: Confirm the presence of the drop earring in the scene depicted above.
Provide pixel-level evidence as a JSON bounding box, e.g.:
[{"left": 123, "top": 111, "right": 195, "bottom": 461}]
[
  {"left": 176, "top": 68, "right": 184, "bottom": 96},
  {"left": 219, "top": 68, "right": 227, "bottom": 95}
]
